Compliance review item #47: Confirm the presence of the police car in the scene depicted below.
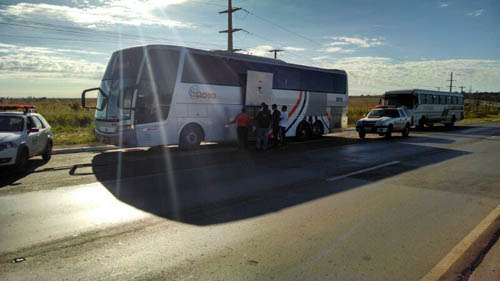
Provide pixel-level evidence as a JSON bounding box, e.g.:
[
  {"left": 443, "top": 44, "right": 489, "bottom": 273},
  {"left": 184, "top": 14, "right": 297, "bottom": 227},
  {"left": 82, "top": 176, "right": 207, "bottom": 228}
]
[
  {"left": 356, "top": 106, "right": 412, "bottom": 139},
  {"left": 0, "top": 105, "right": 53, "bottom": 170}
]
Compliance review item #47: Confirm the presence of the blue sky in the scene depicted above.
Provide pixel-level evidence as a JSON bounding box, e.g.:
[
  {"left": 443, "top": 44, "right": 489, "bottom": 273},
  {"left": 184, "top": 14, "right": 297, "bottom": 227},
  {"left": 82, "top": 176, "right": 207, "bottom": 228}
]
[{"left": 0, "top": 0, "right": 499, "bottom": 97}]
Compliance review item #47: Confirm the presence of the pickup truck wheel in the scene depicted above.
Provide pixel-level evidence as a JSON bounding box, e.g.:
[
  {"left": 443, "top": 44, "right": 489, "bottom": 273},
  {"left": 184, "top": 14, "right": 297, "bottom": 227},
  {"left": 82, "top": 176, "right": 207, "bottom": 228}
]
[
  {"left": 402, "top": 125, "right": 410, "bottom": 137},
  {"left": 358, "top": 131, "right": 366, "bottom": 139},
  {"left": 417, "top": 117, "right": 426, "bottom": 129},
  {"left": 42, "top": 140, "right": 53, "bottom": 162},
  {"left": 385, "top": 125, "right": 393, "bottom": 139}
]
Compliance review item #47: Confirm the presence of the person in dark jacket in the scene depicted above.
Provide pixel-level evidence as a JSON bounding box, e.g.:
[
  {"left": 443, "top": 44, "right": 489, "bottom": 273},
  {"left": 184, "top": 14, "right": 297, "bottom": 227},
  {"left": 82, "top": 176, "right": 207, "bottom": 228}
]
[
  {"left": 271, "top": 104, "right": 281, "bottom": 147},
  {"left": 255, "top": 103, "right": 271, "bottom": 150}
]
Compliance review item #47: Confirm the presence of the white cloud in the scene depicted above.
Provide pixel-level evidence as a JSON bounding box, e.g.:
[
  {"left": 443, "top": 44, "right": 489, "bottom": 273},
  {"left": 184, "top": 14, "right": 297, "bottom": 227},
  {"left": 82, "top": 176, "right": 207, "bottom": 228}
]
[
  {"left": 329, "top": 36, "right": 385, "bottom": 48},
  {"left": 247, "top": 45, "right": 274, "bottom": 57},
  {"left": 0, "top": 43, "right": 105, "bottom": 80},
  {"left": 467, "top": 9, "right": 484, "bottom": 17},
  {"left": 324, "top": 47, "right": 354, "bottom": 54},
  {"left": 2, "top": 0, "right": 191, "bottom": 29},
  {"left": 283, "top": 46, "right": 305, "bottom": 52},
  {"left": 313, "top": 57, "right": 500, "bottom": 95},
  {"left": 439, "top": 2, "right": 449, "bottom": 8}
]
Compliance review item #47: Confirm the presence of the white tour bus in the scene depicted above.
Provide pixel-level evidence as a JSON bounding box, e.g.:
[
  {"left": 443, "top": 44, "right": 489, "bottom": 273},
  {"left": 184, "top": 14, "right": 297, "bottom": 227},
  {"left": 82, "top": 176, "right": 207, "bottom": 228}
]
[
  {"left": 82, "top": 45, "right": 348, "bottom": 149},
  {"left": 383, "top": 89, "right": 464, "bottom": 128}
]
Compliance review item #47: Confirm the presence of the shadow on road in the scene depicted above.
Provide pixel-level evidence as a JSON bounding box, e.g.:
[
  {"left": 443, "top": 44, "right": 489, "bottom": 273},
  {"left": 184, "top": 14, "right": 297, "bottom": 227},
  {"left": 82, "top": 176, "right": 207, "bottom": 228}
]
[
  {"left": 0, "top": 159, "right": 47, "bottom": 188},
  {"left": 91, "top": 132, "right": 471, "bottom": 226}
]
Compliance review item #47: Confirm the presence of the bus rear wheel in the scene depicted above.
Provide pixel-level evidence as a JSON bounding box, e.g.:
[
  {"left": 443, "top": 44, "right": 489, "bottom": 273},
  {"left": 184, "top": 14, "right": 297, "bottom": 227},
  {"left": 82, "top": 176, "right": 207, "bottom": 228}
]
[
  {"left": 296, "top": 122, "right": 312, "bottom": 141},
  {"left": 179, "top": 124, "right": 204, "bottom": 150},
  {"left": 312, "top": 121, "right": 324, "bottom": 138}
]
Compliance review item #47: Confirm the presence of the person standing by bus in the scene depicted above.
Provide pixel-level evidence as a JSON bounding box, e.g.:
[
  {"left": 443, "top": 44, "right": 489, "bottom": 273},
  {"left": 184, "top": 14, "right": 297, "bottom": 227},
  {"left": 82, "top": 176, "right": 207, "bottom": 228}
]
[
  {"left": 228, "top": 108, "right": 251, "bottom": 149},
  {"left": 255, "top": 103, "right": 271, "bottom": 151},
  {"left": 271, "top": 104, "right": 281, "bottom": 147},
  {"left": 279, "top": 105, "right": 288, "bottom": 146}
]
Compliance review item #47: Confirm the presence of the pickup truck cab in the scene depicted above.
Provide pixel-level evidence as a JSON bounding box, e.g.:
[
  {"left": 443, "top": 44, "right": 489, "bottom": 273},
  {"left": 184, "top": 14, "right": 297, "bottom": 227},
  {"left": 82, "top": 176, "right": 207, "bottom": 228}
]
[
  {"left": 0, "top": 105, "right": 53, "bottom": 171},
  {"left": 356, "top": 106, "right": 411, "bottom": 139}
]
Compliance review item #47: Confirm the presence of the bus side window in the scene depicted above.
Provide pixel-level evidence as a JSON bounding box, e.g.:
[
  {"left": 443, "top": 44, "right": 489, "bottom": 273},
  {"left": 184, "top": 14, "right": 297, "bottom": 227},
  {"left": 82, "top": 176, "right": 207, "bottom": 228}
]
[{"left": 420, "top": 94, "right": 426, "bottom": 104}]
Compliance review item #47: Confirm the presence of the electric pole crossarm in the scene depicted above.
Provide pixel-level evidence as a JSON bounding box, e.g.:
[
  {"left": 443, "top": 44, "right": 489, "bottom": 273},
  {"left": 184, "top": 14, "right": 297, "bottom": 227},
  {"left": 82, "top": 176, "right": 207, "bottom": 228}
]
[{"left": 219, "top": 7, "right": 241, "bottom": 14}]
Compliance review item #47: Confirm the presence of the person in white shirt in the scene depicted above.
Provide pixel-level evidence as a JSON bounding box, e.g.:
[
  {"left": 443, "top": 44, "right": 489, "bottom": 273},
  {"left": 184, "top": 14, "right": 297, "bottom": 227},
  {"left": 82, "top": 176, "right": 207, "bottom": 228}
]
[{"left": 279, "top": 105, "right": 288, "bottom": 146}]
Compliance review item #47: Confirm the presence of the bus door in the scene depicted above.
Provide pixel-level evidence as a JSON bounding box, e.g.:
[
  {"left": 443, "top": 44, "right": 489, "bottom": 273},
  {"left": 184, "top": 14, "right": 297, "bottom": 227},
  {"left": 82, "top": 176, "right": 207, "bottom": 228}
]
[
  {"left": 244, "top": 71, "right": 273, "bottom": 139},
  {"left": 245, "top": 70, "right": 274, "bottom": 107}
]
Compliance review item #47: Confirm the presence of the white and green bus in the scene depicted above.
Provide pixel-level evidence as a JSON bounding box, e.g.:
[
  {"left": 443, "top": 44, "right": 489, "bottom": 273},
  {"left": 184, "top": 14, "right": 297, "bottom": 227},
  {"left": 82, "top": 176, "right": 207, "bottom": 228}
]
[{"left": 383, "top": 89, "right": 464, "bottom": 128}]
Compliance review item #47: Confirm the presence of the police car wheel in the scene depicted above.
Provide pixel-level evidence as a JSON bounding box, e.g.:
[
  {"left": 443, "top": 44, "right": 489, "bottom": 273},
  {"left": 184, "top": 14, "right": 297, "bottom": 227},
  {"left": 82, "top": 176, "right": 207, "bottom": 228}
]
[
  {"left": 15, "top": 147, "right": 29, "bottom": 171},
  {"left": 42, "top": 141, "right": 52, "bottom": 162}
]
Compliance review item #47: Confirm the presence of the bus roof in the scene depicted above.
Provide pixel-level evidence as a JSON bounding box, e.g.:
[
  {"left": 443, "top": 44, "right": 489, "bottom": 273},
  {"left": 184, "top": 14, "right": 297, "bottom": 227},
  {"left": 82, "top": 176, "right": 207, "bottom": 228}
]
[
  {"left": 384, "top": 89, "right": 463, "bottom": 96},
  {"left": 114, "top": 44, "right": 347, "bottom": 75}
]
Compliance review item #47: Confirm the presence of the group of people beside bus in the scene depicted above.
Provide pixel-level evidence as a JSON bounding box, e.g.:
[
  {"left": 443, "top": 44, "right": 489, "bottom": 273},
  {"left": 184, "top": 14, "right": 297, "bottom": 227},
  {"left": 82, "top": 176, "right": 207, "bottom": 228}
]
[{"left": 229, "top": 103, "right": 288, "bottom": 150}]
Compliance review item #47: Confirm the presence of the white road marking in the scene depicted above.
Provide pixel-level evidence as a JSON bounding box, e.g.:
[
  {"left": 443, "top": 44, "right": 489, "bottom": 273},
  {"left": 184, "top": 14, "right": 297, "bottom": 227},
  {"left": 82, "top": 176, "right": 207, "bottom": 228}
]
[{"left": 326, "top": 161, "right": 401, "bottom": 182}]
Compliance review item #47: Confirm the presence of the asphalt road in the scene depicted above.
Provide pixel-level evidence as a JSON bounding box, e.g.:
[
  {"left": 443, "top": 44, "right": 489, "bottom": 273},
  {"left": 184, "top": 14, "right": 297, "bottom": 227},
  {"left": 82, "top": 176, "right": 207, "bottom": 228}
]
[{"left": 1, "top": 124, "right": 499, "bottom": 281}]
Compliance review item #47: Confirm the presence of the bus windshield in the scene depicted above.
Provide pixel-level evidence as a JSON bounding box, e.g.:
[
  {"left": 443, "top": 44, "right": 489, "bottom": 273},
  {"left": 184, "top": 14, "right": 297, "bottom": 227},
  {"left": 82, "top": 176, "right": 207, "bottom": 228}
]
[
  {"left": 384, "top": 94, "right": 416, "bottom": 109},
  {"left": 96, "top": 48, "right": 180, "bottom": 123}
]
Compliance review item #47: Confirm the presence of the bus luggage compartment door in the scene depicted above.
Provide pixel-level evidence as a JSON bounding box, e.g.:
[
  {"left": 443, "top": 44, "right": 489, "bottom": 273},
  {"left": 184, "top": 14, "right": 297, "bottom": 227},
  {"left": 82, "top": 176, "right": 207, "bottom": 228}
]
[{"left": 245, "top": 70, "right": 274, "bottom": 106}]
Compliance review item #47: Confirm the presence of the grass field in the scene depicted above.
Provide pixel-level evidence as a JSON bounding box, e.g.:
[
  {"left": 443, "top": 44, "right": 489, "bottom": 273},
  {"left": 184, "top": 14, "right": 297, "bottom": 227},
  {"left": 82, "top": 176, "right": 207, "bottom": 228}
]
[
  {"left": 1, "top": 96, "right": 499, "bottom": 146},
  {"left": 1, "top": 98, "right": 96, "bottom": 146}
]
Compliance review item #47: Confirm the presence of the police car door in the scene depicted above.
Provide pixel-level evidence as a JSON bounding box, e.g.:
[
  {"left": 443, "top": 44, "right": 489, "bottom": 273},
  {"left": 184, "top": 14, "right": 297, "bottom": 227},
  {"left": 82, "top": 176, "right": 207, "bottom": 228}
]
[{"left": 26, "top": 117, "right": 44, "bottom": 156}]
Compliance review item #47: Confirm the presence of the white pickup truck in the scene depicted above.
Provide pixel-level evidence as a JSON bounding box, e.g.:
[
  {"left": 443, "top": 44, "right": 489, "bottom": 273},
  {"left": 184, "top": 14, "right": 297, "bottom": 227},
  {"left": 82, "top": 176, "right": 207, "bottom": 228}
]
[{"left": 355, "top": 106, "right": 412, "bottom": 139}]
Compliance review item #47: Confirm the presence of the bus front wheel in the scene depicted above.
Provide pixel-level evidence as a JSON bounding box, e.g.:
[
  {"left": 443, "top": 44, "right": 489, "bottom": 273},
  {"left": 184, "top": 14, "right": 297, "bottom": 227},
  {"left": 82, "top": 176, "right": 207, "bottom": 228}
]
[{"left": 179, "top": 124, "right": 204, "bottom": 150}]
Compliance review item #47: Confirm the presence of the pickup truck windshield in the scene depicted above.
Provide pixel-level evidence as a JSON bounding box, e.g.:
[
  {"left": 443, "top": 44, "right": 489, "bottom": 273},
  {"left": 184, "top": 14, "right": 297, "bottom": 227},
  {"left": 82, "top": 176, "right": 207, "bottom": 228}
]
[{"left": 367, "top": 109, "right": 400, "bottom": 118}]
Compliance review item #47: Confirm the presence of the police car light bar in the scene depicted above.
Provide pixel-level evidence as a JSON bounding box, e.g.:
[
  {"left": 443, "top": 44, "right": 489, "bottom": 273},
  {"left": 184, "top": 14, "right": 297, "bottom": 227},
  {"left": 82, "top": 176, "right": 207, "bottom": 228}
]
[{"left": 0, "top": 104, "right": 36, "bottom": 114}]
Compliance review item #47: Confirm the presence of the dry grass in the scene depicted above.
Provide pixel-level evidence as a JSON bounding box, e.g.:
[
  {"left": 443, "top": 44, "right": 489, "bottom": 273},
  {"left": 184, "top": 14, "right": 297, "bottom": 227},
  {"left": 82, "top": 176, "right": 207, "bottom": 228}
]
[
  {"left": 0, "top": 98, "right": 96, "bottom": 146},
  {"left": 347, "top": 96, "right": 381, "bottom": 125},
  {"left": 2, "top": 96, "right": 498, "bottom": 146}
]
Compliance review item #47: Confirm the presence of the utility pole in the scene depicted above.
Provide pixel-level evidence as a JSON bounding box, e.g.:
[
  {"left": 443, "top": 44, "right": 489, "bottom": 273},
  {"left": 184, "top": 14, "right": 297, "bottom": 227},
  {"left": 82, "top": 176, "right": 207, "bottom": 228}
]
[
  {"left": 269, "top": 49, "right": 283, "bottom": 59},
  {"left": 447, "top": 72, "right": 456, "bottom": 93},
  {"left": 459, "top": 86, "right": 465, "bottom": 93},
  {"left": 219, "top": 0, "right": 242, "bottom": 52}
]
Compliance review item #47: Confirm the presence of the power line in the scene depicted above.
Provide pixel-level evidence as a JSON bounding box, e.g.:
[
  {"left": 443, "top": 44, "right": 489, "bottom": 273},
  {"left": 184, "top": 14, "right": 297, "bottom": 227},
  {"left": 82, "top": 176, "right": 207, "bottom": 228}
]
[
  {"left": 242, "top": 8, "right": 323, "bottom": 46},
  {"left": 0, "top": 21, "right": 225, "bottom": 49}
]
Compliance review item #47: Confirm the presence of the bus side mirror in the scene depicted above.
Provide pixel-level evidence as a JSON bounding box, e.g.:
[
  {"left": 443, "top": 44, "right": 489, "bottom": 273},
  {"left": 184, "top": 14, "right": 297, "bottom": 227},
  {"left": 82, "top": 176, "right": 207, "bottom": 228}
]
[{"left": 82, "top": 88, "right": 107, "bottom": 110}]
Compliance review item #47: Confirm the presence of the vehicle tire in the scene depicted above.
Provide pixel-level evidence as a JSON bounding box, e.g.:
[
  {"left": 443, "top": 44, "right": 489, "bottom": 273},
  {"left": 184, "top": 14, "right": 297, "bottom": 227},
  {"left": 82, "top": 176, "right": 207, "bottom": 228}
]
[
  {"left": 358, "top": 131, "right": 366, "bottom": 139},
  {"left": 296, "top": 122, "right": 312, "bottom": 141},
  {"left": 312, "top": 121, "right": 324, "bottom": 137},
  {"left": 445, "top": 116, "right": 456, "bottom": 129},
  {"left": 402, "top": 124, "right": 410, "bottom": 137},
  {"left": 14, "top": 147, "right": 29, "bottom": 172},
  {"left": 417, "top": 117, "right": 426, "bottom": 129},
  {"left": 179, "top": 124, "right": 204, "bottom": 150},
  {"left": 42, "top": 140, "right": 53, "bottom": 162},
  {"left": 385, "top": 125, "right": 393, "bottom": 139}
]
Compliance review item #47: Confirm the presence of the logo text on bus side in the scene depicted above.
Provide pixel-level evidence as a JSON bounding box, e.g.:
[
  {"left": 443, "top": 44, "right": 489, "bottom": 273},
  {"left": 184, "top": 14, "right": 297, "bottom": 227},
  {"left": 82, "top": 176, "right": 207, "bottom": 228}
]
[{"left": 188, "top": 85, "right": 217, "bottom": 100}]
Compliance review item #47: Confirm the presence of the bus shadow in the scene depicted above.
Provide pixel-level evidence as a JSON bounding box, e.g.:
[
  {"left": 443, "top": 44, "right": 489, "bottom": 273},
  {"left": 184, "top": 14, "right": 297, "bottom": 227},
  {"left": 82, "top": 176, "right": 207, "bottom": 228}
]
[
  {"left": 91, "top": 135, "right": 470, "bottom": 226},
  {"left": 0, "top": 159, "right": 47, "bottom": 188}
]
